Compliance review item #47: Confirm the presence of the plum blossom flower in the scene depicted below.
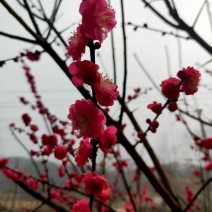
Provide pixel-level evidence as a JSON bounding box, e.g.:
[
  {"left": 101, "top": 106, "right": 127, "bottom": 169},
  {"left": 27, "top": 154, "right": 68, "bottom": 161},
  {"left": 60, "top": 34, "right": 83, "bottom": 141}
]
[
  {"left": 160, "top": 77, "right": 180, "bottom": 99},
  {"left": 82, "top": 172, "right": 111, "bottom": 203},
  {"left": 79, "top": 0, "right": 116, "bottom": 43},
  {"left": 94, "top": 75, "right": 118, "bottom": 106},
  {"left": 167, "top": 102, "right": 178, "bottom": 112},
  {"left": 75, "top": 138, "right": 92, "bottom": 167},
  {"left": 54, "top": 145, "right": 67, "bottom": 160},
  {"left": 147, "top": 101, "right": 162, "bottom": 114},
  {"left": 22, "top": 113, "right": 31, "bottom": 126},
  {"left": 185, "top": 186, "right": 193, "bottom": 202},
  {"left": 26, "top": 50, "right": 40, "bottom": 61},
  {"left": 71, "top": 199, "right": 90, "bottom": 212},
  {"left": 69, "top": 60, "right": 100, "bottom": 86},
  {"left": 99, "top": 126, "right": 117, "bottom": 153},
  {"left": 58, "top": 165, "right": 65, "bottom": 177},
  {"left": 125, "top": 202, "right": 133, "bottom": 212},
  {"left": 177, "top": 66, "right": 201, "bottom": 95},
  {"left": 150, "top": 203, "right": 158, "bottom": 210},
  {"left": 67, "top": 24, "right": 87, "bottom": 61},
  {"left": 26, "top": 178, "right": 40, "bottom": 190},
  {"left": 41, "top": 134, "right": 58, "bottom": 147},
  {"left": 0, "top": 158, "right": 8, "bottom": 169},
  {"left": 204, "top": 162, "right": 212, "bottom": 171},
  {"left": 201, "top": 137, "right": 212, "bottom": 150},
  {"left": 68, "top": 99, "right": 106, "bottom": 138},
  {"left": 193, "top": 170, "right": 201, "bottom": 177}
]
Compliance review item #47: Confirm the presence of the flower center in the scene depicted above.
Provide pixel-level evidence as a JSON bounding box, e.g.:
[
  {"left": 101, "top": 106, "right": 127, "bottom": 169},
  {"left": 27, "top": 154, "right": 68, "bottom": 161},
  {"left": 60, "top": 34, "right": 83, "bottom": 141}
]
[
  {"left": 69, "top": 32, "right": 79, "bottom": 45},
  {"left": 101, "top": 76, "right": 112, "bottom": 87},
  {"left": 74, "top": 113, "right": 89, "bottom": 135}
]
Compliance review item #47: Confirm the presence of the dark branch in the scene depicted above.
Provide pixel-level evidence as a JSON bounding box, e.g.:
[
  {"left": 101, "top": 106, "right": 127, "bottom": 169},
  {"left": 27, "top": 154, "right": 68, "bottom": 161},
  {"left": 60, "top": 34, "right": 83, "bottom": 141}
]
[
  {"left": 192, "top": 0, "right": 206, "bottom": 28},
  {"left": 141, "top": 0, "right": 179, "bottom": 28},
  {"left": 0, "top": 31, "right": 38, "bottom": 44},
  {"left": 183, "top": 177, "right": 212, "bottom": 212},
  {"left": 23, "top": 0, "right": 42, "bottom": 36},
  {"left": 14, "top": 180, "right": 69, "bottom": 212},
  {"left": 119, "top": 0, "right": 128, "bottom": 125}
]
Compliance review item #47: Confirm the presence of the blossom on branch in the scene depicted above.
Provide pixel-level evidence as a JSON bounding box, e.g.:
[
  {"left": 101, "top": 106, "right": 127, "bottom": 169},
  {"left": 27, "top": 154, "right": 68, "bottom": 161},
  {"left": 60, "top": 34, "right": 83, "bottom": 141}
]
[
  {"left": 68, "top": 99, "right": 106, "bottom": 138},
  {"left": 71, "top": 199, "right": 90, "bottom": 212},
  {"left": 22, "top": 113, "right": 31, "bottom": 126},
  {"left": 99, "top": 126, "right": 117, "bottom": 153},
  {"left": 58, "top": 165, "right": 65, "bottom": 177},
  {"left": 41, "top": 134, "right": 58, "bottom": 147},
  {"left": 54, "top": 145, "right": 67, "bottom": 160},
  {"left": 0, "top": 158, "right": 8, "bottom": 169},
  {"left": 177, "top": 66, "right": 201, "bottom": 95},
  {"left": 201, "top": 137, "right": 212, "bottom": 150},
  {"left": 26, "top": 50, "right": 40, "bottom": 62},
  {"left": 79, "top": 0, "right": 116, "bottom": 43},
  {"left": 67, "top": 24, "right": 87, "bottom": 61},
  {"left": 82, "top": 172, "right": 111, "bottom": 203},
  {"left": 147, "top": 101, "right": 162, "bottom": 114},
  {"left": 160, "top": 77, "right": 180, "bottom": 100},
  {"left": 69, "top": 60, "right": 100, "bottom": 86},
  {"left": 167, "top": 102, "right": 178, "bottom": 112},
  {"left": 94, "top": 75, "right": 118, "bottom": 106},
  {"left": 75, "top": 138, "right": 92, "bottom": 167}
]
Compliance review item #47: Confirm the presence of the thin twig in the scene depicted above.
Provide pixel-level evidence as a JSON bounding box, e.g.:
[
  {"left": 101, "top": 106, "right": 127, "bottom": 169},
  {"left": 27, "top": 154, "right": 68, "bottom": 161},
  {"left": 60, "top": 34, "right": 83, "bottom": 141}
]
[
  {"left": 0, "top": 31, "right": 38, "bottom": 44},
  {"left": 143, "top": 0, "right": 212, "bottom": 54},
  {"left": 108, "top": 0, "right": 117, "bottom": 84},
  {"left": 9, "top": 126, "right": 42, "bottom": 178},
  {"left": 23, "top": 0, "right": 42, "bottom": 36},
  {"left": 119, "top": 0, "right": 128, "bottom": 125},
  {"left": 112, "top": 149, "right": 138, "bottom": 212},
  {"left": 141, "top": 0, "right": 179, "bottom": 28},
  {"left": 165, "top": 45, "right": 172, "bottom": 77},
  {"left": 177, "top": 30, "right": 183, "bottom": 69},
  {"left": 192, "top": 0, "right": 207, "bottom": 28},
  {"left": 206, "top": 0, "right": 212, "bottom": 44},
  {"left": 133, "top": 53, "right": 161, "bottom": 93},
  {"left": 183, "top": 177, "right": 212, "bottom": 212},
  {"left": 127, "top": 22, "right": 190, "bottom": 40},
  {"left": 31, "top": 202, "right": 45, "bottom": 212}
]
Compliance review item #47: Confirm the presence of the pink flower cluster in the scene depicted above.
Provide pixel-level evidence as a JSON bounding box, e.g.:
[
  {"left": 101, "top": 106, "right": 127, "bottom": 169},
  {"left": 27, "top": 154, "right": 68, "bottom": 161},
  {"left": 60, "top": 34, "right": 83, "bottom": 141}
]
[
  {"left": 82, "top": 172, "right": 111, "bottom": 203},
  {"left": 68, "top": 99, "right": 106, "bottom": 138},
  {"left": 70, "top": 172, "right": 111, "bottom": 210},
  {"left": 147, "top": 67, "right": 201, "bottom": 114},
  {"left": 66, "top": 0, "right": 118, "bottom": 206},
  {"left": 71, "top": 199, "right": 90, "bottom": 212},
  {"left": 69, "top": 61, "right": 118, "bottom": 106},
  {"left": 26, "top": 50, "right": 40, "bottom": 62},
  {"left": 160, "top": 66, "right": 201, "bottom": 100},
  {"left": 67, "top": 99, "right": 117, "bottom": 166},
  {"left": 67, "top": 0, "right": 116, "bottom": 61}
]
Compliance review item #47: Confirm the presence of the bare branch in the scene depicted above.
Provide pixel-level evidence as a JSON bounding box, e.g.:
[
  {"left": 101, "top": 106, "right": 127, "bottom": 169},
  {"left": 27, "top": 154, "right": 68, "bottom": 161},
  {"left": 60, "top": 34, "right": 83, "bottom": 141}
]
[
  {"left": 23, "top": 0, "right": 42, "bottom": 36},
  {"left": 1, "top": 0, "right": 43, "bottom": 42},
  {"left": 127, "top": 22, "right": 191, "bottom": 39},
  {"left": 178, "top": 108, "right": 212, "bottom": 127},
  {"left": 119, "top": 0, "right": 128, "bottom": 125},
  {"left": 13, "top": 180, "right": 70, "bottom": 212},
  {"left": 162, "top": 0, "right": 212, "bottom": 54},
  {"left": 0, "top": 31, "right": 38, "bottom": 44},
  {"left": 192, "top": 0, "right": 207, "bottom": 28},
  {"left": 206, "top": 0, "right": 212, "bottom": 43},
  {"left": 141, "top": 0, "right": 212, "bottom": 54},
  {"left": 140, "top": 0, "right": 179, "bottom": 28},
  {"left": 165, "top": 45, "right": 172, "bottom": 77},
  {"left": 50, "top": 0, "right": 62, "bottom": 23},
  {"left": 183, "top": 177, "right": 212, "bottom": 212},
  {"left": 108, "top": 0, "right": 117, "bottom": 84}
]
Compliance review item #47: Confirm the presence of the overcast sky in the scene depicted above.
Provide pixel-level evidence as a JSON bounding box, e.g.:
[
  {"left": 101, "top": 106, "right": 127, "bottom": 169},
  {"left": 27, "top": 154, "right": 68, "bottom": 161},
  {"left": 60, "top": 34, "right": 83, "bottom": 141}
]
[{"left": 0, "top": 0, "right": 212, "bottom": 165}]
